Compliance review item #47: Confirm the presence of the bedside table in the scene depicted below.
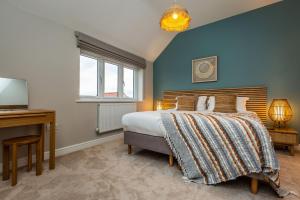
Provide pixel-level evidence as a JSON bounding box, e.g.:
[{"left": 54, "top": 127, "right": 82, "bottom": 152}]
[{"left": 268, "top": 128, "right": 299, "bottom": 156}]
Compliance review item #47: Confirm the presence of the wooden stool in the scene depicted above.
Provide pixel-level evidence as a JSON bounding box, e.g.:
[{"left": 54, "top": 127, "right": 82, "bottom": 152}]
[{"left": 2, "top": 135, "right": 43, "bottom": 186}]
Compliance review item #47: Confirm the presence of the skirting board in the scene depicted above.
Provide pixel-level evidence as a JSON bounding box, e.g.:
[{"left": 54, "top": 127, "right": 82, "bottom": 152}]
[{"left": 0, "top": 132, "right": 123, "bottom": 174}]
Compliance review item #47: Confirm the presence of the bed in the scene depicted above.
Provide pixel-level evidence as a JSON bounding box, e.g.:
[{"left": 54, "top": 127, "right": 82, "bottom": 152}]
[{"left": 123, "top": 86, "right": 270, "bottom": 194}]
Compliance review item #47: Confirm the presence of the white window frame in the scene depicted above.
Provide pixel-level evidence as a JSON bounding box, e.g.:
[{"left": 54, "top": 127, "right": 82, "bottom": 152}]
[{"left": 78, "top": 51, "right": 140, "bottom": 102}]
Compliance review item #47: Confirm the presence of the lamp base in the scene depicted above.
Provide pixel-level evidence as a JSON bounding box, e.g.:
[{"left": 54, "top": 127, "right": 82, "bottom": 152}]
[{"left": 273, "top": 121, "right": 287, "bottom": 129}]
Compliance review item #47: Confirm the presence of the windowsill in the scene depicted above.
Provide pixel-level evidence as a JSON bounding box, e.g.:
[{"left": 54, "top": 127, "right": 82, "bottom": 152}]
[{"left": 76, "top": 98, "right": 141, "bottom": 103}]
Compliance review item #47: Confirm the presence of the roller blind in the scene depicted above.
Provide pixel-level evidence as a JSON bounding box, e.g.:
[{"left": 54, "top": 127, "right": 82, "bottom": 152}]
[{"left": 75, "top": 31, "right": 146, "bottom": 69}]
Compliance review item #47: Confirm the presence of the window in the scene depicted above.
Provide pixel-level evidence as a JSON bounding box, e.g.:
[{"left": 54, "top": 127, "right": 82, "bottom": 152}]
[
  {"left": 79, "top": 53, "right": 141, "bottom": 101},
  {"left": 80, "top": 55, "right": 98, "bottom": 96},
  {"left": 104, "top": 62, "right": 118, "bottom": 97},
  {"left": 123, "top": 68, "right": 134, "bottom": 98}
]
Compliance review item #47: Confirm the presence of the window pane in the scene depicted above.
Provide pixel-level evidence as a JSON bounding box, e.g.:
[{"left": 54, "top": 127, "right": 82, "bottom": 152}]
[
  {"left": 123, "top": 68, "right": 134, "bottom": 98},
  {"left": 104, "top": 62, "right": 118, "bottom": 97},
  {"left": 80, "top": 55, "right": 97, "bottom": 96}
]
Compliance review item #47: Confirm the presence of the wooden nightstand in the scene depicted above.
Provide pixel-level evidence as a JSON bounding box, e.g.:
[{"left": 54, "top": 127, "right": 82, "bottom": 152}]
[{"left": 268, "top": 128, "right": 299, "bottom": 156}]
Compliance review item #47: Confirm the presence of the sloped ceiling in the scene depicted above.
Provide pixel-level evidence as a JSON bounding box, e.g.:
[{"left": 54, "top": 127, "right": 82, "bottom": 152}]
[{"left": 6, "top": 0, "right": 280, "bottom": 61}]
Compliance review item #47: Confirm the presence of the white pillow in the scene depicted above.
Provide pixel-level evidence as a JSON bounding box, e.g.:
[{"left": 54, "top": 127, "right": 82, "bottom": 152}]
[
  {"left": 207, "top": 96, "right": 215, "bottom": 112},
  {"left": 236, "top": 97, "right": 249, "bottom": 112},
  {"left": 196, "top": 96, "right": 207, "bottom": 111}
]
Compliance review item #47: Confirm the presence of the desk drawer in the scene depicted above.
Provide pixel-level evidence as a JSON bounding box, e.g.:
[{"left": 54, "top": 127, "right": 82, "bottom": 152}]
[
  {"left": 0, "top": 113, "right": 54, "bottom": 128},
  {"left": 269, "top": 132, "right": 297, "bottom": 145}
]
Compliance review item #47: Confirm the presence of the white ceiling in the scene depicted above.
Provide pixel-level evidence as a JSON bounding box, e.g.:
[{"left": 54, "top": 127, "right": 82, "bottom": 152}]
[{"left": 7, "top": 0, "right": 280, "bottom": 61}]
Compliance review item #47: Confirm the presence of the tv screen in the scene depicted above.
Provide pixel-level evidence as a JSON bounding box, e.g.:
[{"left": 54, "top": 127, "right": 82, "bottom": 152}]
[{"left": 0, "top": 77, "right": 29, "bottom": 108}]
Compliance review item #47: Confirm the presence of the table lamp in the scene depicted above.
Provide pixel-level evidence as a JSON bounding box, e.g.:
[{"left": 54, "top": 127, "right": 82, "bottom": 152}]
[
  {"left": 156, "top": 100, "right": 163, "bottom": 111},
  {"left": 268, "top": 99, "right": 293, "bottom": 128}
]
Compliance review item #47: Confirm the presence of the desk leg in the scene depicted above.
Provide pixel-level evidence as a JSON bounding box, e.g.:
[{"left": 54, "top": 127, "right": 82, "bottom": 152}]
[
  {"left": 49, "top": 121, "right": 56, "bottom": 169},
  {"left": 36, "top": 140, "right": 42, "bottom": 176},
  {"left": 40, "top": 124, "right": 45, "bottom": 162}
]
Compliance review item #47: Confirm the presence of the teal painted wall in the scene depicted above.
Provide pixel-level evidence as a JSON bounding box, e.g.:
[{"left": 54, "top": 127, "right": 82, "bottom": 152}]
[{"left": 154, "top": 0, "right": 300, "bottom": 130}]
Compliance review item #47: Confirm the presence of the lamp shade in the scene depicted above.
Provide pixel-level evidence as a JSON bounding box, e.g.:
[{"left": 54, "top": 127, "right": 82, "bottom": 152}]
[
  {"left": 160, "top": 4, "right": 191, "bottom": 32},
  {"left": 268, "top": 99, "right": 293, "bottom": 127}
]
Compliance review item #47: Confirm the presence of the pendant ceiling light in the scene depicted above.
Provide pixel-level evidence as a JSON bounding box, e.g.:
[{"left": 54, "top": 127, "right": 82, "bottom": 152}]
[{"left": 160, "top": 0, "right": 191, "bottom": 32}]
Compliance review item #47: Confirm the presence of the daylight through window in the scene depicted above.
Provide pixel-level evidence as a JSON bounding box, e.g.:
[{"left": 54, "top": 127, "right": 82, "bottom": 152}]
[{"left": 80, "top": 54, "right": 139, "bottom": 100}]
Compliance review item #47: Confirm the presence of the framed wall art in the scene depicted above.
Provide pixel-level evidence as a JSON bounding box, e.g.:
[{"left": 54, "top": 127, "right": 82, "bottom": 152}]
[{"left": 192, "top": 56, "right": 217, "bottom": 83}]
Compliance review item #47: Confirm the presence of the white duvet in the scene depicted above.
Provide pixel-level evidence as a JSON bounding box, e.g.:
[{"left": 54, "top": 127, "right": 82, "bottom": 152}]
[
  {"left": 122, "top": 110, "right": 210, "bottom": 137},
  {"left": 122, "top": 110, "right": 256, "bottom": 137},
  {"left": 122, "top": 111, "right": 167, "bottom": 137}
]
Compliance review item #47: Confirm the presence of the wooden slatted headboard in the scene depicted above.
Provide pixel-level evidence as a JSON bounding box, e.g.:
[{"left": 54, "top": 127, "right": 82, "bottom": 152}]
[{"left": 162, "top": 86, "right": 267, "bottom": 124}]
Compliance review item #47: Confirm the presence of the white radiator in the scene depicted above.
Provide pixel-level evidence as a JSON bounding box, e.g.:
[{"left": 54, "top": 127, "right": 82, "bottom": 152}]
[{"left": 96, "top": 103, "right": 137, "bottom": 133}]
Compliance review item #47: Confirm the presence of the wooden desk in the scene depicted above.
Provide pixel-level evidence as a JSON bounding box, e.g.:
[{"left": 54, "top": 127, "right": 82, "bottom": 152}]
[{"left": 0, "top": 109, "right": 56, "bottom": 169}]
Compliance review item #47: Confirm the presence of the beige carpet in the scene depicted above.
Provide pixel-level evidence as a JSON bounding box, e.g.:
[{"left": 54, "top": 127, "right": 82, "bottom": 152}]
[{"left": 0, "top": 138, "right": 299, "bottom": 200}]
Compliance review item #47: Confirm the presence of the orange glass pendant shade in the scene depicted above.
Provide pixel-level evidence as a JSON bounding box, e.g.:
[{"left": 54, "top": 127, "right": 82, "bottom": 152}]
[
  {"left": 160, "top": 4, "right": 191, "bottom": 32},
  {"left": 268, "top": 99, "right": 293, "bottom": 128}
]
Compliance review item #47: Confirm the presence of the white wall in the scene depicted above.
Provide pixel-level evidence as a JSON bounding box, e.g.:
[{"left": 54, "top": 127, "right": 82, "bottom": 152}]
[{"left": 0, "top": 1, "right": 153, "bottom": 160}]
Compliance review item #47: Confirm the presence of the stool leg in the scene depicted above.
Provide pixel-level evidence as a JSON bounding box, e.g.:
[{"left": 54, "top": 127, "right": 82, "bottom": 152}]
[
  {"left": 27, "top": 144, "right": 32, "bottom": 172},
  {"left": 2, "top": 144, "right": 10, "bottom": 181},
  {"left": 40, "top": 124, "right": 45, "bottom": 161},
  {"left": 36, "top": 140, "right": 42, "bottom": 176},
  {"left": 11, "top": 144, "right": 18, "bottom": 186}
]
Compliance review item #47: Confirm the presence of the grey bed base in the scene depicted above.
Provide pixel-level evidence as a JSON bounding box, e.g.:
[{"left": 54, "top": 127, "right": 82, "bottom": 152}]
[
  {"left": 124, "top": 131, "right": 174, "bottom": 166},
  {"left": 124, "top": 130, "right": 264, "bottom": 194}
]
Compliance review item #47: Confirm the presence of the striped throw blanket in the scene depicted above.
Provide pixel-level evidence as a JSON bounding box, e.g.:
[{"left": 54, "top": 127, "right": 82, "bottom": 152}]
[{"left": 161, "top": 112, "right": 288, "bottom": 197}]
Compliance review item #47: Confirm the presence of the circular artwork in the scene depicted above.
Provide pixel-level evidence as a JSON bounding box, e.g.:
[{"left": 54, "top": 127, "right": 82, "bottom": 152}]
[
  {"left": 192, "top": 56, "right": 217, "bottom": 83},
  {"left": 195, "top": 61, "right": 214, "bottom": 79}
]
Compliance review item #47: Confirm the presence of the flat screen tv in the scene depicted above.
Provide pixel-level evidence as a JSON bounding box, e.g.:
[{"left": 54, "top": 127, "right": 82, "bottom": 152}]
[{"left": 0, "top": 77, "right": 29, "bottom": 109}]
